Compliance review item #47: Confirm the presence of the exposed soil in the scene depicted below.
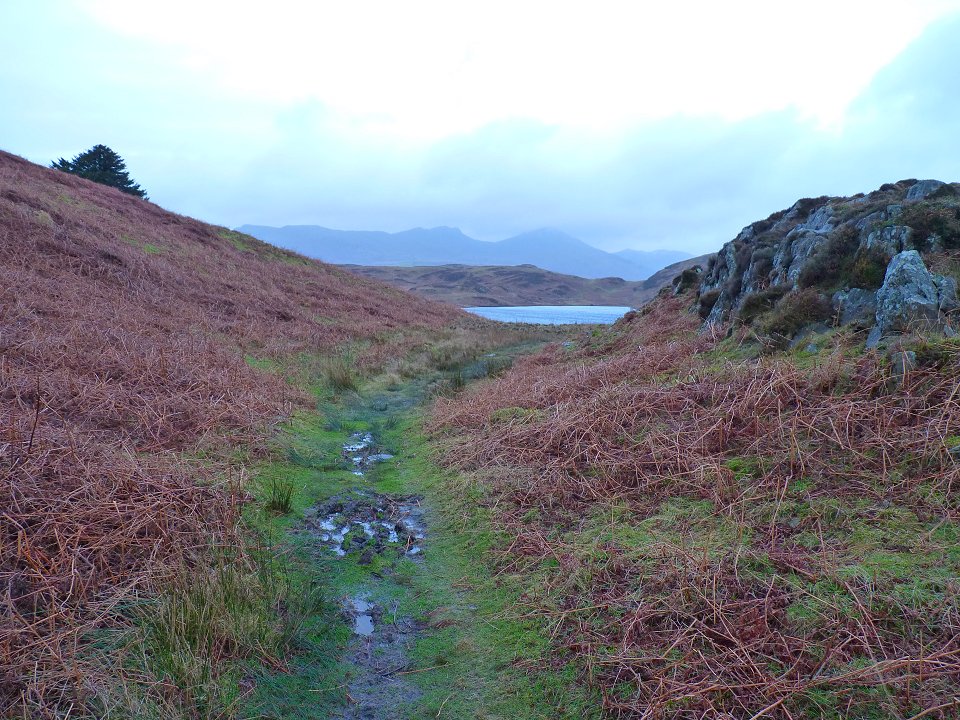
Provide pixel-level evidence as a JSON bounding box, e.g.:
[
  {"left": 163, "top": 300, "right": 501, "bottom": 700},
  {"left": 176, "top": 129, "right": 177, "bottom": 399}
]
[
  {"left": 303, "top": 431, "right": 429, "bottom": 719},
  {"left": 304, "top": 493, "right": 425, "bottom": 560},
  {"left": 332, "top": 594, "right": 424, "bottom": 720}
]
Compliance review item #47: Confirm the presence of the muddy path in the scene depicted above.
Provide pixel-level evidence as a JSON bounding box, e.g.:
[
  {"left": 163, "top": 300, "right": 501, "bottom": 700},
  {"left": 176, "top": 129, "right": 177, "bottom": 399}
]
[
  {"left": 307, "top": 488, "right": 426, "bottom": 718},
  {"left": 298, "top": 386, "right": 438, "bottom": 719},
  {"left": 242, "top": 346, "right": 595, "bottom": 719}
]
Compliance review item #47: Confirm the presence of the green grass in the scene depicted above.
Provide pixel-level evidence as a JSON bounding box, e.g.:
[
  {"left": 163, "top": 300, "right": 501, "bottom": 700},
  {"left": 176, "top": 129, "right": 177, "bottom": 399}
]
[
  {"left": 236, "top": 373, "right": 600, "bottom": 719},
  {"left": 88, "top": 544, "right": 331, "bottom": 720},
  {"left": 216, "top": 228, "right": 312, "bottom": 266}
]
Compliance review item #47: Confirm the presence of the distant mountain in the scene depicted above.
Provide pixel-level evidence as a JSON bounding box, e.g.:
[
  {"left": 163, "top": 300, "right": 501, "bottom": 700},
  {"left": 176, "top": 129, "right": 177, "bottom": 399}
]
[
  {"left": 343, "top": 254, "right": 714, "bottom": 308},
  {"left": 237, "top": 224, "right": 692, "bottom": 281}
]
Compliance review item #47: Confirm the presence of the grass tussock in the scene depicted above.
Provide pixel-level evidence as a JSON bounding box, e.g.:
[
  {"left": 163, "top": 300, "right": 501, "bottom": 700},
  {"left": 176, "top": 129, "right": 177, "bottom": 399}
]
[
  {"left": 91, "top": 549, "right": 323, "bottom": 719},
  {"left": 317, "top": 353, "right": 358, "bottom": 391},
  {"left": 264, "top": 475, "right": 296, "bottom": 514},
  {"left": 429, "top": 294, "right": 960, "bottom": 718}
]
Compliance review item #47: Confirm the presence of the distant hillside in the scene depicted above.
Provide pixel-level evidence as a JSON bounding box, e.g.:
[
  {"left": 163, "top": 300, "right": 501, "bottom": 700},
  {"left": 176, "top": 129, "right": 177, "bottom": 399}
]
[
  {"left": 344, "top": 255, "right": 712, "bottom": 307},
  {"left": 238, "top": 223, "right": 691, "bottom": 281},
  {"left": 614, "top": 248, "right": 693, "bottom": 278}
]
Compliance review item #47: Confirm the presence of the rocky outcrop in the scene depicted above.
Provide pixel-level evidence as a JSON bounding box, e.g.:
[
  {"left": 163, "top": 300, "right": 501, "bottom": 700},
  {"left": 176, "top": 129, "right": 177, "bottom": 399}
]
[
  {"left": 696, "top": 179, "right": 960, "bottom": 345},
  {"left": 906, "top": 179, "right": 945, "bottom": 201},
  {"left": 867, "top": 251, "right": 958, "bottom": 346}
]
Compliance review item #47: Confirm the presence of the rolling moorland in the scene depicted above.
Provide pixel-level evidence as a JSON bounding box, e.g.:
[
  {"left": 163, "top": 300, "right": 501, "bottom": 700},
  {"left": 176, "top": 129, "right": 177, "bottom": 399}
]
[
  {"left": 341, "top": 256, "right": 708, "bottom": 307},
  {"left": 0, "top": 149, "right": 563, "bottom": 718},
  {"left": 4, "top": 150, "right": 960, "bottom": 720},
  {"left": 238, "top": 224, "right": 691, "bottom": 281}
]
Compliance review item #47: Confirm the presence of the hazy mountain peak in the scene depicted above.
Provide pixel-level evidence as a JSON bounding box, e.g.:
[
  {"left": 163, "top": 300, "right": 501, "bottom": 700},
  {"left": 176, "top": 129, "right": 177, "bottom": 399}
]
[{"left": 237, "top": 223, "right": 696, "bottom": 280}]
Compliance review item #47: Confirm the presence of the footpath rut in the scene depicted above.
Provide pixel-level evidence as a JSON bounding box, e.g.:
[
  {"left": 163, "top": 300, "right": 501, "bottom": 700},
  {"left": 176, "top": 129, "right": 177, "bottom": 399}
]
[{"left": 304, "top": 403, "right": 430, "bottom": 719}]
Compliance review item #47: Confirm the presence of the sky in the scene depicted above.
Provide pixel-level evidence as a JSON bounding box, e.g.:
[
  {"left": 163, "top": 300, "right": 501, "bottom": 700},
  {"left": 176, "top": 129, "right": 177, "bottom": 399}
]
[{"left": 3, "top": 1, "right": 960, "bottom": 254}]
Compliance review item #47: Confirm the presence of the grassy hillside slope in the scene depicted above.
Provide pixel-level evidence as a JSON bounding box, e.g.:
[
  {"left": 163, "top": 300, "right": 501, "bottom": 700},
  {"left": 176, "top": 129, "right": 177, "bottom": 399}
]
[
  {"left": 430, "top": 282, "right": 960, "bottom": 715},
  {"left": 343, "top": 255, "right": 710, "bottom": 308},
  {"left": 0, "top": 150, "right": 517, "bottom": 714}
]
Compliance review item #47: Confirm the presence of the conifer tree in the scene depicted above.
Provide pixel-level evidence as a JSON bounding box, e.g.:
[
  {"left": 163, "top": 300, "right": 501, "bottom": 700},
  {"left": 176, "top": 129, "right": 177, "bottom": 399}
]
[{"left": 51, "top": 144, "right": 148, "bottom": 199}]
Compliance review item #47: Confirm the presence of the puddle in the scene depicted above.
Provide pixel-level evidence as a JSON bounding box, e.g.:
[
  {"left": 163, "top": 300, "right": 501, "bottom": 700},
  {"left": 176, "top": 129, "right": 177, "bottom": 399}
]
[
  {"left": 312, "top": 426, "right": 428, "bottom": 718},
  {"left": 349, "top": 596, "right": 376, "bottom": 636},
  {"left": 334, "top": 593, "right": 423, "bottom": 719},
  {"left": 342, "top": 432, "right": 395, "bottom": 476},
  {"left": 305, "top": 493, "right": 426, "bottom": 559}
]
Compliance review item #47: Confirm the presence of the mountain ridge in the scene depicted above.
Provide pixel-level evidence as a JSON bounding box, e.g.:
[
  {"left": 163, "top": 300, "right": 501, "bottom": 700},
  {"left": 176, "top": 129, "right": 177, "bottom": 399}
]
[{"left": 238, "top": 223, "right": 692, "bottom": 281}]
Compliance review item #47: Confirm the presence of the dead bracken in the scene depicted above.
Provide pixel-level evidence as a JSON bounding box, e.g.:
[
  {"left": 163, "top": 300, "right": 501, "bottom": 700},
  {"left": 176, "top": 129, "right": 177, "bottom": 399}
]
[
  {"left": 431, "top": 293, "right": 960, "bottom": 718},
  {"left": 0, "top": 149, "right": 494, "bottom": 714}
]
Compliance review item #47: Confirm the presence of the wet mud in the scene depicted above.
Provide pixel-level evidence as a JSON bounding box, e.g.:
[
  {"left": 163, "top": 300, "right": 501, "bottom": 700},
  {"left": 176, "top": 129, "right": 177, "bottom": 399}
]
[{"left": 305, "top": 430, "right": 428, "bottom": 719}]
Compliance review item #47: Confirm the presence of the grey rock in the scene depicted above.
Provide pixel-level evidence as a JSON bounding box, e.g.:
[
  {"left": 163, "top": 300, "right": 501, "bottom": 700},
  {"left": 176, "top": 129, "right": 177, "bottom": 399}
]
[
  {"left": 796, "top": 205, "right": 835, "bottom": 234},
  {"left": 855, "top": 210, "right": 886, "bottom": 234},
  {"left": 739, "top": 247, "right": 774, "bottom": 296},
  {"left": 832, "top": 288, "right": 877, "bottom": 326},
  {"left": 888, "top": 350, "right": 917, "bottom": 383},
  {"left": 934, "top": 275, "right": 959, "bottom": 312},
  {"left": 885, "top": 204, "right": 903, "bottom": 220},
  {"left": 864, "top": 225, "right": 914, "bottom": 256},
  {"left": 773, "top": 230, "right": 827, "bottom": 286},
  {"left": 705, "top": 292, "right": 732, "bottom": 326},
  {"left": 906, "top": 179, "right": 946, "bottom": 201},
  {"left": 700, "top": 241, "right": 739, "bottom": 295},
  {"left": 873, "top": 251, "right": 953, "bottom": 344},
  {"left": 775, "top": 203, "right": 805, "bottom": 232}
]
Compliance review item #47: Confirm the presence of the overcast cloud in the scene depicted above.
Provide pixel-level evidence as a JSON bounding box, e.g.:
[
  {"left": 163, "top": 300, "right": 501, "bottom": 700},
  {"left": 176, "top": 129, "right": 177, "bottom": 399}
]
[{"left": 3, "top": 2, "right": 960, "bottom": 254}]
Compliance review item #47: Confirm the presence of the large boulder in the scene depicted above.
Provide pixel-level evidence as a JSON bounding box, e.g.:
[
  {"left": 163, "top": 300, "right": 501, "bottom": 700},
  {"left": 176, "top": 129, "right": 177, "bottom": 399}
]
[
  {"left": 832, "top": 288, "right": 877, "bottom": 327},
  {"left": 867, "top": 250, "right": 958, "bottom": 347},
  {"left": 906, "top": 180, "right": 946, "bottom": 201}
]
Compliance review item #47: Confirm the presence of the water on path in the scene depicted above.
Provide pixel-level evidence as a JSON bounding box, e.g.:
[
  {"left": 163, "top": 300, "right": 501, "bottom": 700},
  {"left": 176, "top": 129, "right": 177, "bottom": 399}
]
[{"left": 302, "top": 428, "right": 428, "bottom": 719}]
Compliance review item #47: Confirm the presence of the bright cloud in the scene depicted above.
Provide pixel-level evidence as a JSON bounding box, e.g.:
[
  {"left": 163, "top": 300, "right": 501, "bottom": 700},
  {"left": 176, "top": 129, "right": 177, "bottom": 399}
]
[
  {"left": 3, "top": 2, "right": 960, "bottom": 256},
  {"left": 80, "top": 0, "right": 960, "bottom": 134}
]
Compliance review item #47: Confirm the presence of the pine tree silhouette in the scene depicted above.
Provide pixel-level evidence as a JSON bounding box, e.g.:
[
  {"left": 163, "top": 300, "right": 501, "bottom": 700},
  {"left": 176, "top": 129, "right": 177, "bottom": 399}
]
[{"left": 52, "top": 144, "right": 148, "bottom": 199}]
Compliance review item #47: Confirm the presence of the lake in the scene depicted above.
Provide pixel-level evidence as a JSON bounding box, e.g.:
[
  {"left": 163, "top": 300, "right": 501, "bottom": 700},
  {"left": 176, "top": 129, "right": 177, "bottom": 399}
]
[{"left": 464, "top": 305, "right": 633, "bottom": 325}]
